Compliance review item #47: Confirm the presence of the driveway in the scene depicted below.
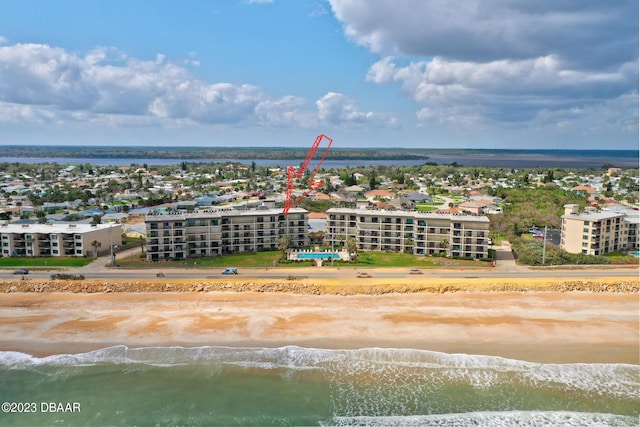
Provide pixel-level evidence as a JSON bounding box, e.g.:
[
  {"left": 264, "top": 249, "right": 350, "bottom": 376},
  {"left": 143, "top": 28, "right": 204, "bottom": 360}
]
[{"left": 493, "top": 241, "right": 528, "bottom": 272}]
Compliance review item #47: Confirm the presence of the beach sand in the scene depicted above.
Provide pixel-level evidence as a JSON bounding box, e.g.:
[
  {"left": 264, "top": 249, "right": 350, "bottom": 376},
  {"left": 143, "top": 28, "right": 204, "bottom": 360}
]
[{"left": 0, "top": 275, "right": 638, "bottom": 364}]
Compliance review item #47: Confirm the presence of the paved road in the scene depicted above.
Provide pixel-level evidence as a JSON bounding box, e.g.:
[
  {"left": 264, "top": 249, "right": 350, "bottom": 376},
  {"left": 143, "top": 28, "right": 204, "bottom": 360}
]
[{"left": 2, "top": 243, "right": 637, "bottom": 281}]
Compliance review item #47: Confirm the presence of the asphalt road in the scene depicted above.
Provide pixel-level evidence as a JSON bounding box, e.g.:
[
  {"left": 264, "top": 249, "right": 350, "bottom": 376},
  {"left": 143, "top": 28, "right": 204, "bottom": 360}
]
[
  {"left": 2, "top": 242, "right": 637, "bottom": 281},
  {"left": 3, "top": 265, "right": 637, "bottom": 281}
]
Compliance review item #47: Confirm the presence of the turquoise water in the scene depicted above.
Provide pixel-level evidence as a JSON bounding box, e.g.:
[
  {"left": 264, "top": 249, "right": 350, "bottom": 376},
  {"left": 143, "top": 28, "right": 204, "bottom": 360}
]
[
  {"left": 296, "top": 253, "right": 339, "bottom": 259},
  {"left": 1, "top": 346, "right": 638, "bottom": 426}
]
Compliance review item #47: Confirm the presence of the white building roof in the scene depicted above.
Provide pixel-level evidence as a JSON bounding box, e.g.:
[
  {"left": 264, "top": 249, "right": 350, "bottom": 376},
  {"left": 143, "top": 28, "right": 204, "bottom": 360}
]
[{"left": 0, "top": 223, "right": 119, "bottom": 234}]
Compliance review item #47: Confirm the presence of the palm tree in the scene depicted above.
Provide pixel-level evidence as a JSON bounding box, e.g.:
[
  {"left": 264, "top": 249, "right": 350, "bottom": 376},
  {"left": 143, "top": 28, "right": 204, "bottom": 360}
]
[
  {"left": 346, "top": 237, "right": 358, "bottom": 260},
  {"left": 439, "top": 238, "right": 449, "bottom": 255},
  {"left": 278, "top": 235, "right": 292, "bottom": 257},
  {"left": 138, "top": 236, "right": 146, "bottom": 254},
  {"left": 91, "top": 240, "right": 101, "bottom": 258}
]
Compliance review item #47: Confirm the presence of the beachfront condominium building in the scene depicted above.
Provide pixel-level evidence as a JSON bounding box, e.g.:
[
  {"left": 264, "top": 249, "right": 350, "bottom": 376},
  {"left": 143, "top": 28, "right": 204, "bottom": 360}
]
[
  {"left": 561, "top": 204, "right": 639, "bottom": 255},
  {"left": 326, "top": 208, "right": 491, "bottom": 258},
  {"left": 145, "top": 207, "right": 308, "bottom": 261},
  {"left": 0, "top": 223, "right": 122, "bottom": 257}
]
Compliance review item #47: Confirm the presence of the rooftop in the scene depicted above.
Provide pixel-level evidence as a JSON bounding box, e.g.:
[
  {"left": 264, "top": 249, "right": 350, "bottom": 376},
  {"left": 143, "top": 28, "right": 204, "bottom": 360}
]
[{"left": 0, "top": 223, "right": 119, "bottom": 234}]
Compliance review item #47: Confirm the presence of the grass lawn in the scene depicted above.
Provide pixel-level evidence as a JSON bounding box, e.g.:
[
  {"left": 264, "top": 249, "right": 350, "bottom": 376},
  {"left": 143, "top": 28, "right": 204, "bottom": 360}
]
[
  {"left": 415, "top": 197, "right": 446, "bottom": 212},
  {"left": 603, "top": 251, "right": 639, "bottom": 264},
  {"left": 415, "top": 203, "right": 441, "bottom": 212},
  {"left": 0, "top": 257, "right": 94, "bottom": 267},
  {"left": 115, "top": 250, "right": 484, "bottom": 269},
  {"left": 333, "top": 252, "right": 483, "bottom": 267},
  {"left": 116, "top": 251, "right": 314, "bottom": 269}
]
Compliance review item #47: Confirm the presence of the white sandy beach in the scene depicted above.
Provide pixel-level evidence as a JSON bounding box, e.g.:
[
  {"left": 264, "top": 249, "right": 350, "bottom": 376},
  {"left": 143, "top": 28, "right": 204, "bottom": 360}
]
[{"left": 0, "top": 286, "right": 637, "bottom": 364}]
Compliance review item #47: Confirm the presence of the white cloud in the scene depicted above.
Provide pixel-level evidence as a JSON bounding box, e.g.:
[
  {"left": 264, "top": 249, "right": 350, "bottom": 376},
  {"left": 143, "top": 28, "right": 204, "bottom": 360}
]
[
  {"left": 328, "top": 0, "right": 638, "bottom": 66},
  {"left": 255, "top": 95, "right": 316, "bottom": 128},
  {"left": 0, "top": 41, "right": 389, "bottom": 130},
  {"left": 371, "top": 55, "right": 637, "bottom": 129},
  {"left": 332, "top": 0, "right": 638, "bottom": 134},
  {"left": 316, "top": 92, "right": 397, "bottom": 127}
]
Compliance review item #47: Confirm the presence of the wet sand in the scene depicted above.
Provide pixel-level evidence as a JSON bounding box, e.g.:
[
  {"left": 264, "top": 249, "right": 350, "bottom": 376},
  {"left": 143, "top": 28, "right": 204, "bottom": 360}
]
[{"left": 0, "top": 290, "right": 637, "bottom": 364}]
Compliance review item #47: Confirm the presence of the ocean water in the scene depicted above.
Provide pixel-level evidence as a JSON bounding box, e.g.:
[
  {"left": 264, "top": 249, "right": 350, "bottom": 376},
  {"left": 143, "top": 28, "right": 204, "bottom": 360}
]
[{"left": 0, "top": 346, "right": 638, "bottom": 426}]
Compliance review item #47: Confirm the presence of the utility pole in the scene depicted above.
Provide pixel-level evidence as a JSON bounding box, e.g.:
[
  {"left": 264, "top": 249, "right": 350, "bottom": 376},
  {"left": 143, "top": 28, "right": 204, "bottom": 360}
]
[
  {"left": 331, "top": 222, "right": 334, "bottom": 267},
  {"left": 109, "top": 222, "right": 115, "bottom": 267},
  {"left": 541, "top": 225, "right": 547, "bottom": 265}
]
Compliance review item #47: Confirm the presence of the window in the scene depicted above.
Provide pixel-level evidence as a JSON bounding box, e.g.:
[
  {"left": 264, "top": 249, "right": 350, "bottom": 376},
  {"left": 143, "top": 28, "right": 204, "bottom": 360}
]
[
  {"left": 211, "top": 219, "right": 219, "bottom": 226},
  {"left": 187, "top": 220, "right": 195, "bottom": 226},
  {"left": 199, "top": 220, "right": 206, "bottom": 226}
]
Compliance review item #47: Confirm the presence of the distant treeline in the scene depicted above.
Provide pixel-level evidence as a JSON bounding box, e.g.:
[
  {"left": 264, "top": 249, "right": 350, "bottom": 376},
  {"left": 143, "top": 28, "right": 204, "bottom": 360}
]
[
  {"left": 0, "top": 145, "right": 432, "bottom": 161},
  {"left": 2, "top": 145, "right": 637, "bottom": 162}
]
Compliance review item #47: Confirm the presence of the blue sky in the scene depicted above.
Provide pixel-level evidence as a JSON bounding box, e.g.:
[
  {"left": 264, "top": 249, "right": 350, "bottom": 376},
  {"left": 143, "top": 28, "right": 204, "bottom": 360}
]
[{"left": 0, "top": 0, "right": 637, "bottom": 149}]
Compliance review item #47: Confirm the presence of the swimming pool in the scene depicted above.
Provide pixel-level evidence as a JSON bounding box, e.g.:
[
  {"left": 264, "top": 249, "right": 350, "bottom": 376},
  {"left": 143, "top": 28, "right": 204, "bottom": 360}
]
[
  {"left": 296, "top": 253, "right": 340, "bottom": 259},
  {"left": 630, "top": 251, "right": 640, "bottom": 257}
]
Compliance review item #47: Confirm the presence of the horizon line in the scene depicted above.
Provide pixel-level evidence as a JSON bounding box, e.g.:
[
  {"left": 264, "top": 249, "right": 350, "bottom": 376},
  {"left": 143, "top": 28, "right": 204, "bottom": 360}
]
[{"left": 0, "top": 145, "right": 637, "bottom": 152}]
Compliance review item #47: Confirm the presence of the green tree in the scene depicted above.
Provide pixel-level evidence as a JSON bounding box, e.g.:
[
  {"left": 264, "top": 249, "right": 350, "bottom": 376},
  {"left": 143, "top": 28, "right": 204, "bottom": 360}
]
[
  {"left": 346, "top": 237, "right": 358, "bottom": 260},
  {"left": 91, "top": 240, "right": 101, "bottom": 258},
  {"left": 278, "top": 235, "right": 292, "bottom": 256}
]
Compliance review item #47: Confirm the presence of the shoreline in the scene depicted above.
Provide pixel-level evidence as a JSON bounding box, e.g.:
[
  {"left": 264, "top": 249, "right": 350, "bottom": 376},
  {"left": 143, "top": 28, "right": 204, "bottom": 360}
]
[{"left": 1, "top": 277, "right": 638, "bottom": 364}]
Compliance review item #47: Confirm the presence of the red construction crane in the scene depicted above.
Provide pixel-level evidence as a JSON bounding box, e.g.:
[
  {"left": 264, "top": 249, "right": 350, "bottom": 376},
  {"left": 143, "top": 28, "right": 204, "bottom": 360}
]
[{"left": 283, "top": 134, "right": 333, "bottom": 215}]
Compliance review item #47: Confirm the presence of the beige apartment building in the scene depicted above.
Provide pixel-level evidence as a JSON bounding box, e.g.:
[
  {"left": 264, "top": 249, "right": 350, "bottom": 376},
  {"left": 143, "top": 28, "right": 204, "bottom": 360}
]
[
  {"left": 561, "top": 204, "right": 639, "bottom": 255},
  {"left": 145, "top": 207, "right": 308, "bottom": 261},
  {"left": 326, "top": 208, "right": 491, "bottom": 258},
  {"left": 0, "top": 223, "right": 122, "bottom": 257}
]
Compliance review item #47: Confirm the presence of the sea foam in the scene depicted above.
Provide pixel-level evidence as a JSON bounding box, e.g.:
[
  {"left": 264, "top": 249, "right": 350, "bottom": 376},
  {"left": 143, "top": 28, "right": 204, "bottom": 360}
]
[
  {"left": 1, "top": 345, "right": 638, "bottom": 400},
  {"left": 330, "top": 411, "right": 639, "bottom": 427}
]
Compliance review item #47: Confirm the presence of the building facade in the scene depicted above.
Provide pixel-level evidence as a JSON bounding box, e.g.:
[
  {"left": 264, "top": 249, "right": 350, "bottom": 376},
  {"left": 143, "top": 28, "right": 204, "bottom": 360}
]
[
  {"left": 0, "top": 223, "right": 122, "bottom": 257},
  {"left": 561, "top": 204, "right": 639, "bottom": 255},
  {"left": 326, "top": 208, "right": 491, "bottom": 258},
  {"left": 145, "top": 207, "right": 308, "bottom": 261}
]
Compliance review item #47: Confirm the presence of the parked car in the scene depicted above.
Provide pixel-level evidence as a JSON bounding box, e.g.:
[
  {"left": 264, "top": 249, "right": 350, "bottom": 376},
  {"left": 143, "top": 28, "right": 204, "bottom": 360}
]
[
  {"left": 409, "top": 269, "right": 423, "bottom": 275},
  {"left": 356, "top": 272, "right": 372, "bottom": 278},
  {"left": 13, "top": 269, "right": 29, "bottom": 275},
  {"left": 222, "top": 268, "right": 238, "bottom": 275}
]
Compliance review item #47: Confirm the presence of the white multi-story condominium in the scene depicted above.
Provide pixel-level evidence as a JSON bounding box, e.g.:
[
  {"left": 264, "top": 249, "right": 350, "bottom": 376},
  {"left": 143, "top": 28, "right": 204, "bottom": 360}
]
[
  {"left": 0, "top": 223, "right": 122, "bottom": 257},
  {"left": 561, "top": 204, "right": 639, "bottom": 255},
  {"left": 326, "top": 208, "right": 491, "bottom": 258},
  {"left": 145, "top": 207, "right": 308, "bottom": 261}
]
